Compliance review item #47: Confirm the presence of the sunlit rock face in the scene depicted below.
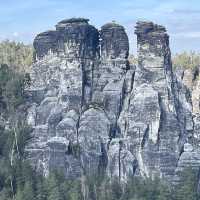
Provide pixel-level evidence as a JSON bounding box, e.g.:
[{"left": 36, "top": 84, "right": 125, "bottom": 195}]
[
  {"left": 174, "top": 64, "right": 200, "bottom": 183},
  {"left": 27, "top": 18, "right": 100, "bottom": 177},
  {"left": 175, "top": 66, "right": 200, "bottom": 144},
  {"left": 115, "top": 22, "right": 176, "bottom": 179},
  {"left": 26, "top": 18, "right": 200, "bottom": 183}
]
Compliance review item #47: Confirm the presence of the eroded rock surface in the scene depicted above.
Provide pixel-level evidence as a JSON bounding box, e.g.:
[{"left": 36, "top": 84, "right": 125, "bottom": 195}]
[{"left": 26, "top": 18, "right": 200, "bottom": 183}]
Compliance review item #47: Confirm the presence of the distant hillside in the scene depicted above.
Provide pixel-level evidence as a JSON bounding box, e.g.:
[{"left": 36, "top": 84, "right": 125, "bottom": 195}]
[
  {"left": 173, "top": 52, "right": 200, "bottom": 69},
  {"left": 0, "top": 40, "right": 33, "bottom": 73}
]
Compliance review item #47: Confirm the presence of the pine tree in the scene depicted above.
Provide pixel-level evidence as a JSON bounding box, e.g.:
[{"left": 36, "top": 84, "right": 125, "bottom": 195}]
[
  {"left": 46, "top": 173, "right": 63, "bottom": 200},
  {"left": 22, "top": 182, "right": 35, "bottom": 200},
  {"left": 36, "top": 178, "right": 48, "bottom": 200}
]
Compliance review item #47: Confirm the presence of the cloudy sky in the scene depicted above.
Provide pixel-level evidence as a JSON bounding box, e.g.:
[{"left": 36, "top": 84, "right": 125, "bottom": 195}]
[{"left": 1, "top": 0, "right": 200, "bottom": 54}]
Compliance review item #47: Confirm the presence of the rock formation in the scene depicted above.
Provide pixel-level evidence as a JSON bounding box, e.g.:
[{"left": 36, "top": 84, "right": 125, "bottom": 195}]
[{"left": 26, "top": 18, "right": 200, "bottom": 183}]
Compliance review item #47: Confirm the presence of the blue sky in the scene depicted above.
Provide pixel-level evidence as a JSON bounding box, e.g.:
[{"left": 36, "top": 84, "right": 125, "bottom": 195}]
[{"left": 1, "top": 0, "right": 200, "bottom": 54}]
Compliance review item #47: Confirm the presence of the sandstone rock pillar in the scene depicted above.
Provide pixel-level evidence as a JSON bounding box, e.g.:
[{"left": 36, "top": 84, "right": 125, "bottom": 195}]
[{"left": 127, "top": 21, "right": 180, "bottom": 180}]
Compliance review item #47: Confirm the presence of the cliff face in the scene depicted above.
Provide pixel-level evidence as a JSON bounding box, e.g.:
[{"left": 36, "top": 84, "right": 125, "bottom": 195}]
[{"left": 26, "top": 18, "right": 200, "bottom": 182}]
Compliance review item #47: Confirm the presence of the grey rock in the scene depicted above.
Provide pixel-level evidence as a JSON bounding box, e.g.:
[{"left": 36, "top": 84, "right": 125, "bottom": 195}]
[
  {"left": 107, "top": 138, "right": 137, "bottom": 182},
  {"left": 33, "top": 30, "right": 59, "bottom": 60},
  {"left": 56, "top": 110, "right": 79, "bottom": 142},
  {"left": 47, "top": 137, "right": 69, "bottom": 175},
  {"left": 100, "top": 22, "right": 129, "bottom": 59},
  {"left": 78, "top": 107, "right": 111, "bottom": 175},
  {"left": 26, "top": 18, "right": 200, "bottom": 184}
]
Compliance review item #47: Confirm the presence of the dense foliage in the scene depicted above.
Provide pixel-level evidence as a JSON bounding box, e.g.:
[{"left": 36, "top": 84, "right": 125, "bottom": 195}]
[
  {"left": 1, "top": 165, "right": 199, "bottom": 200},
  {"left": 0, "top": 63, "right": 32, "bottom": 200},
  {"left": 0, "top": 64, "right": 30, "bottom": 115},
  {"left": 0, "top": 40, "right": 33, "bottom": 72}
]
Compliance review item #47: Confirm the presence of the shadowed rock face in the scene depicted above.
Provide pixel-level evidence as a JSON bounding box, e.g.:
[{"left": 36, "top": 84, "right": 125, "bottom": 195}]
[
  {"left": 100, "top": 22, "right": 129, "bottom": 59},
  {"left": 26, "top": 18, "right": 200, "bottom": 183},
  {"left": 33, "top": 30, "right": 59, "bottom": 60},
  {"left": 34, "top": 18, "right": 99, "bottom": 60},
  {"left": 55, "top": 18, "right": 99, "bottom": 59}
]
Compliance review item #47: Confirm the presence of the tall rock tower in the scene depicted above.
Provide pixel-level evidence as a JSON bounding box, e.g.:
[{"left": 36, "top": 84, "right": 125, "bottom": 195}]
[
  {"left": 27, "top": 18, "right": 100, "bottom": 177},
  {"left": 124, "top": 21, "right": 193, "bottom": 180},
  {"left": 26, "top": 18, "right": 200, "bottom": 183}
]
